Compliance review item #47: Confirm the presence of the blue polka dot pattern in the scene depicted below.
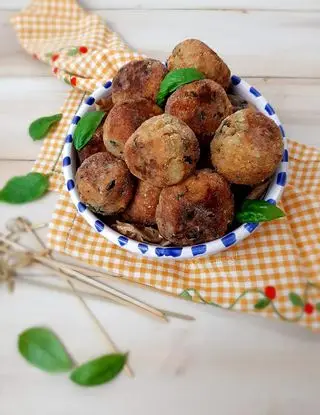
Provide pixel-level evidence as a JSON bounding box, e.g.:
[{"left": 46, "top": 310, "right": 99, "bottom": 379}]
[
  {"left": 155, "top": 247, "right": 182, "bottom": 257},
  {"left": 277, "top": 172, "right": 287, "bottom": 186},
  {"left": 66, "top": 179, "right": 75, "bottom": 191},
  {"left": 191, "top": 244, "right": 207, "bottom": 256},
  {"left": 279, "top": 125, "right": 285, "bottom": 138},
  {"left": 65, "top": 134, "right": 73, "bottom": 143},
  {"left": 104, "top": 81, "right": 112, "bottom": 89},
  {"left": 72, "top": 115, "right": 81, "bottom": 125},
  {"left": 244, "top": 223, "right": 259, "bottom": 233},
  {"left": 95, "top": 220, "right": 105, "bottom": 233},
  {"left": 62, "top": 156, "right": 71, "bottom": 166},
  {"left": 118, "top": 236, "right": 128, "bottom": 246},
  {"left": 231, "top": 75, "right": 241, "bottom": 85},
  {"left": 265, "top": 103, "right": 275, "bottom": 116},
  {"left": 221, "top": 232, "right": 236, "bottom": 247},
  {"left": 249, "top": 86, "right": 261, "bottom": 97},
  {"left": 282, "top": 149, "right": 289, "bottom": 162},
  {"left": 138, "top": 243, "right": 148, "bottom": 254},
  {"left": 86, "top": 96, "right": 95, "bottom": 105},
  {"left": 77, "top": 202, "right": 87, "bottom": 213},
  {"left": 267, "top": 198, "right": 276, "bottom": 205}
]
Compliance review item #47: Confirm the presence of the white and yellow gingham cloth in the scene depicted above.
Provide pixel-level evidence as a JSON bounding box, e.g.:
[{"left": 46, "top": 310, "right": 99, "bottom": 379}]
[{"left": 12, "top": 0, "right": 320, "bottom": 331}]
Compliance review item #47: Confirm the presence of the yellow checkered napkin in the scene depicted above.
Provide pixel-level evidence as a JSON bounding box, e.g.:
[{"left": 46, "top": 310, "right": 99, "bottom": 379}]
[{"left": 12, "top": 0, "right": 320, "bottom": 331}]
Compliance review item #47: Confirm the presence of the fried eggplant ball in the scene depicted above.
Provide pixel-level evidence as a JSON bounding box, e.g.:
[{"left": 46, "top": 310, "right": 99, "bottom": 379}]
[
  {"left": 124, "top": 114, "right": 200, "bottom": 187},
  {"left": 112, "top": 59, "right": 167, "bottom": 104},
  {"left": 103, "top": 98, "right": 162, "bottom": 159},
  {"left": 78, "top": 121, "right": 107, "bottom": 164},
  {"left": 76, "top": 152, "right": 135, "bottom": 215},
  {"left": 156, "top": 169, "right": 234, "bottom": 246},
  {"left": 211, "top": 108, "right": 284, "bottom": 186},
  {"left": 122, "top": 180, "right": 161, "bottom": 226},
  {"left": 165, "top": 79, "right": 232, "bottom": 146},
  {"left": 167, "top": 39, "right": 230, "bottom": 89}
]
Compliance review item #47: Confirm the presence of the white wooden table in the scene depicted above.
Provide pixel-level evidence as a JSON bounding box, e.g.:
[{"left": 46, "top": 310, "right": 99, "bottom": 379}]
[{"left": 1, "top": 1, "right": 320, "bottom": 414}]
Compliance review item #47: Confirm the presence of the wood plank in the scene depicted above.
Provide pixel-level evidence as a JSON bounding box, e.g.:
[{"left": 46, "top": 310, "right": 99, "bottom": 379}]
[
  {"left": 2, "top": 0, "right": 320, "bottom": 11},
  {"left": 2, "top": 10, "right": 320, "bottom": 78},
  {"left": 0, "top": 77, "right": 318, "bottom": 161},
  {"left": 0, "top": 78, "right": 68, "bottom": 160}
]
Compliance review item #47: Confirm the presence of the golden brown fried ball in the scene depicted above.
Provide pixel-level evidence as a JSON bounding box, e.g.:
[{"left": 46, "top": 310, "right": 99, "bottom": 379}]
[
  {"left": 124, "top": 114, "right": 200, "bottom": 187},
  {"left": 112, "top": 59, "right": 167, "bottom": 104},
  {"left": 156, "top": 169, "right": 234, "bottom": 245},
  {"left": 122, "top": 180, "right": 161, "bottom": 226},
  {"left": 167, "top": 39, "right": 230, "bottom": 89},
  {"left": 103, "top": 99, "right": 162, "bottom": 159},
  {"left": 76, "top": 152, "right": 135, "bottom": 215},
  {"left": 165, "top": 79, "right": 232, "bottom": 146},
  {"left": 211, "top": 108, "right": 284, "bottom": 186},
  {"left": 78, "top": 123, "right": 108, "bottom": 164}
]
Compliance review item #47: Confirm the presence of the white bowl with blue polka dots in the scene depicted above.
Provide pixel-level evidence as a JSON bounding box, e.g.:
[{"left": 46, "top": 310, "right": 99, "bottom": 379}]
[{"left": 62, "top": 75, "right": 288, "bottom": 260}]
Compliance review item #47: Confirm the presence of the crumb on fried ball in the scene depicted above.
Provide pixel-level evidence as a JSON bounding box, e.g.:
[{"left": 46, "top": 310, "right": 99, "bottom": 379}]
[
  {"left": 76, "top": 152, "right": 135, "bottom": 215},
  {"left": 122, "top": 180, "right": 161, "bottom": 226},
  {"left": 156, "top": 169, "right": 234, "bottom": 245},
  {"left": 95, "top": 95, "right": 114, "bottom": 113},
  {"left": 124, "top": 114, "right": 200, "bottom": 187},
  {"left": 112, "top": 59, "right": 167, "bottom": 104},
  {"left": 78, "top": 122, "right": 107, "bottom": 164},
  {"left": 165, "top": 79, "right": 232, "bottom": 146},
  {"left": 211, "top": 108, "right": 284, "bottom": 186},
  {"left": 103, "top": 99, "right": 162, "bottom": 159},
  {"left": 167, "top": 39, "right": 230, "bottom": 89}
]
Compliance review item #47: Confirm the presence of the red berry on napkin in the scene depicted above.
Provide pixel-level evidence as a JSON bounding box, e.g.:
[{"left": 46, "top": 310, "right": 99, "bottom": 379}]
[
  {"left": 79, "top": 46, "right": 88, "bottom": 54},
  {"left": 304, "top": 303, "right": 314, "bottom": 314},
  {"left": 52, "top": 54, "right": 59, "bottom": 62},
  {"left": 264, "top": 286, "right": 276, "bottom": 300}
]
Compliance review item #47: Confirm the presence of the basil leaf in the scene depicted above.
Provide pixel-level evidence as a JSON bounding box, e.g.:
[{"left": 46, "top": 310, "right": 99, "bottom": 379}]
[
  {"left": 70, "top": 353, "right": 127, "bottom": 387},
  {"left": 18, "top": 327, "right": 74, "bottom": 372},
  {"left": 254, "top": 298, "right": 271, "bottom": 310},
  {"left": 236, "top": 199, "right": 285, "bottom": 223},
  {"left": 316, "top": 303, "right": 320, "bottom": 312},
  {"left": 289, "top": 292, "right": 304, "bottom": 307},
  {"left": 73, "top": 111, "right": 105, "bottom": 151},
  {"left": 0, "top": 172, "right": 49, "bottom": 204},
  {"left": 29, "top": 113, "right": 62, "bottom": 141},
  {"left": 156, "top": 68, "right": 205, "bottom": 107}
]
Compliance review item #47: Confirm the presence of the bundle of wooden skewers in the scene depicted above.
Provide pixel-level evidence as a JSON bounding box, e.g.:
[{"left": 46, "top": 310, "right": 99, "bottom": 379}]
[{"left": 0, "top": 217, "right": 194, "bottom": 377}]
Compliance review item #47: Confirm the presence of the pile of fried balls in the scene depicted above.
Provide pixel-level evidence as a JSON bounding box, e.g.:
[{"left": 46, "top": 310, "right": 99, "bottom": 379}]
[{"left": 75, "top": 39, "right": 284, "bottom": 246}]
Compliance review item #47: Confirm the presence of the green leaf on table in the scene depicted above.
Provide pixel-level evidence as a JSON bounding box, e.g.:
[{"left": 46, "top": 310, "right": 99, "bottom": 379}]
[
  {"left": 0, "top": 172, "right": 49, "bottom": 204},
  {"left": 254, "top": 297, "right": 271, "bottom": 310},
  {"left": 156, "top": 68, "right": 205, "bottom": 107},
  {"left": 236, "top": 199, "right": 286, "bottom": 223},
  {"left": 29, "top": 113, "right": 62, "bottom": 140},
  {"left": 70, "top": 353, "right": 127, "bottom": 387},
  {"left": 316, "top": 303, "right": 320, "bottom": 312},
  {"left": 73, "top": 111, "right": 105, "bottom": 151},
  {"left": 180, "top": 290, "right": 192, "bottom": 301},
  {"left": 18, "top": 327, "right": 74, "bottom": 373},
  {"left": 289, "top": 292, "right": 304, "bottom": 307}
]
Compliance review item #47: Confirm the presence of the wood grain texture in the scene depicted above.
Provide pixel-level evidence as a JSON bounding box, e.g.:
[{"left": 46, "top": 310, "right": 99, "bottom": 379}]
[
  {"left": 2, "top": 10, "right": 320, "bottom": 78},
  {"left": 1, "top": 0, "right": 320, "bottom": 11}
]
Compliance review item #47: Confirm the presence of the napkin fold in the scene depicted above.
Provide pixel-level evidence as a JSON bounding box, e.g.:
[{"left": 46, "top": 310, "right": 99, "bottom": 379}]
[{"left": 12, "top": 0, "right": 320, "bottom": 331}]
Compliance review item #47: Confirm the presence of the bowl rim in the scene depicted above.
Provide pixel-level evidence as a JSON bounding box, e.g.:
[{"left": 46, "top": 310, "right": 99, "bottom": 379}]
[{"left": 62, "top": 75, "right": 288, "bottom": 260}]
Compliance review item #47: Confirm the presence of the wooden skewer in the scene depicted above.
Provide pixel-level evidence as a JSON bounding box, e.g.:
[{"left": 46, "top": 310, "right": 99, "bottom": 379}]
[
  {"left": 18, "top": 276, "right": 194, "bottom": 321},
  {"left": 35, "top": 255, "right": 167, "bottom": 323}
]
